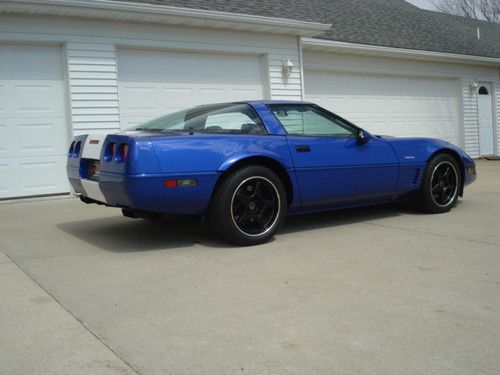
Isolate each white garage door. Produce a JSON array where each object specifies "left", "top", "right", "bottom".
[
  {"left": 0, "top": 45, "right": 69, "bottom": 199},
  {"left": 118, "top": 48, "right": 265, "bottom": 129},
  {"left": 305, "top": 71, "right": 461, "bottom": 146}
]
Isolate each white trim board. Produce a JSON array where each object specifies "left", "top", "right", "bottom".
[
  {"left": 302, "top": 38, "right": 500, "bottom": 67},
  {"left": 0, "top": 0, "right": 331, "bottom": 37}
]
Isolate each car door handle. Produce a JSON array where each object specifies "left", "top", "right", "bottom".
[{"left": 295, "top": 145, "right": 311, "bottom": 152}]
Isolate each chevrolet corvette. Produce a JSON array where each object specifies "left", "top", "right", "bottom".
[{"left": 67, "top": 101, "right": 476, "bottom": 245}]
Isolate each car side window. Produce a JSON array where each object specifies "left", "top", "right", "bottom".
[
  {"left": 132, "top": 103, "right": 267, "bottom": 134},
  {"left": 269, "top": 105, "right": 356, "bottom": 137},
  {"left": 204, "top": 111, "right": 263, "bottom": 134}
]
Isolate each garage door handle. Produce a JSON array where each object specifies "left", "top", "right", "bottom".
[{"left": 295, "top": 145, "right": 311, "bottom": 152}]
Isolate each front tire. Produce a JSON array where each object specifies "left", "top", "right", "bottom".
[
  {"left": 413, "top": 154, "right": 461, "bottom": 213},
  {"left": 209, "top": 166, "right": 287, "bottom": 246}
]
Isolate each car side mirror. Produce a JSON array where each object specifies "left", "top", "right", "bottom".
[{"left": 357, "top": 129, "right": 369, "bottom": 144}]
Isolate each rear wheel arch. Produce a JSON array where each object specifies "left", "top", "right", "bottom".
[{"left": 214, "top": 156, "right": 294, "bottom": 207}]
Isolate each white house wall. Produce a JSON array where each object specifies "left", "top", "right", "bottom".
[
  {"left": 304, "top": 51, "right": 500, "bottom": 157},
  {"left": 496, "top": 77, "right": 500, "bottom": 155},
  {"left": 0, "top": 14, "right": 498, "bottom": 159},
  {"left": 0, "top": 15, "right": 303, "bottom": 137}
]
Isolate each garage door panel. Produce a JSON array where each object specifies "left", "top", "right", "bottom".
[
  {"left": 0, "top": 123, "right": 6, "bottom": 155},
  {"left": 162, "top": 87, "right": 195, "bottom": 109},
  {"left": 0, "top": 85, "right": 5, "bottom": 113},
  {"left": 0, "top": 162, "right": 11, "bottom": 195},
  {"left": 197, "top": 88, "right": 227, "bottom": 104},
  {"left": 16, "top": 122, "right": 58, "bottom": 154},
  {"left": 14, "top": 85, "right": 55, "bottom": 113},
  {"left": 306, "top": 71, "right": 460, "bottom": 146},
  {"left": 18, "top": 159, "right": 63, "bottom": 192},
  {"left": 0, "top": 46, "right": 63, "bottom": 80},
  {"left": 0, "top": 45, "right": 69, "bottom": 199},
  {"left": 118, "top": 49, "right": 265, "bottom": 129}
]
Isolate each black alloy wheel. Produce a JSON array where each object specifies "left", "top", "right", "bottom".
[
  {"left": 231, "top": 176, "right": 280, "bottom": 236},
  {"left": 430, "top": 161, "right": 459, "bottom": 207},
  {"left": 209, "top": 165, "right": 287, "bottom": 245},
  {"left": 412, "top": 153, "right": 462, "bottom": 213}
]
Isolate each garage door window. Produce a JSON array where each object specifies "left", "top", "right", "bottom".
[{"left": 269, "top": 105, "right": 356, "bottom": 138}]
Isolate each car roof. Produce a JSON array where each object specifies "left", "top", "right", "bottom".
[{"left": 244, "top": 100, "right": 313, "bottom": 105}]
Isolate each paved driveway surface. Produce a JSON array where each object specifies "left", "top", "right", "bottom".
[{"left": 0, "top": 160, "right": 499, "bottom": 375}]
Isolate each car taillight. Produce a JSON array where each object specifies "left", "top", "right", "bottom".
[
  {"left": 120, "top": 143, "right": 129, "bottom": 161},
  {"left": 74, "top": 141, "right": 81, "bottom": 157},
  {"left": 105, "top": 142, "right": 115, "bottom": 162},
  {"left": 104, "top": 142, "right": 128, "bottom": 162},
  {"left": 68, "top": 141, "right": 75, "bottom": 157}
]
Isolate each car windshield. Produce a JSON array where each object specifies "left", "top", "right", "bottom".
[{"left": 130, "top": 103, "right": 267, "bottom": 135}]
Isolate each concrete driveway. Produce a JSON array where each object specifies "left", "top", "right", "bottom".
[{"left": 1, "top": 160, "right": 499, "bottom": 375}]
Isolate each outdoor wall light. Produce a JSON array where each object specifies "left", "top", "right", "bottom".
[
  {"left": 470, "top": 78, "right": 479, "bottom": 94},
  {"left": 282, "top": 58, "right": 293, "bottom": 78}
]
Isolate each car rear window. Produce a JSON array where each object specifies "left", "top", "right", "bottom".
[{"left": 131, "top": 103, "right": 267, "bottom": 135}]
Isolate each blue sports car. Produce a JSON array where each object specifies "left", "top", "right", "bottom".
[{"left": 67, "top": 101, "right": 476, "bottom": 245}]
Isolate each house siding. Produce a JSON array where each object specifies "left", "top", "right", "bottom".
[
  {"left": 462, "top": 79, "right": 480, "bottom": 158},
  {"left": 496, "top": 78, "right": 500, "bottom": 155},
  {"left": 0, "top": 15, "right": 303, "bottom": 136},
  {"left": 67, "top": 42, "right": 120, "bottom": 135},
  {"left": 0, "top": 14, "right": 498, "bottom": 158}
]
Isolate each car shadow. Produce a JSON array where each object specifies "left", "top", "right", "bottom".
[
  {"left": 57, "top": 217, "right": 229, "bottom": 252},
  {"left": 58, "top": 202, "right": 419, "bottom": 252},
  {"left": 281, "top": 202, "right": 408, "bottom": 235}
]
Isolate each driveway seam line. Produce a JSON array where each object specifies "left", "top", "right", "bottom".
[
  {"left": 365, "top": 221, "right": 500, "bottom": 247},
  {"left": 0, "top": 247, "right": 142, "bottom": 375}
]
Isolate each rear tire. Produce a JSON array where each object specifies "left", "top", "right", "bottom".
[
  {"left": 412, "top": 154, "right": 461, "bottom": 213},
  {"left": 209, "top": 166, "right": 287, "bottom": 246}
]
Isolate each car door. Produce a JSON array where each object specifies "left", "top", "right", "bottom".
[{"left": 267, "top": 104, "right": 399, "bottom": 208}]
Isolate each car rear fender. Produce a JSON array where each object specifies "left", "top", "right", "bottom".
[
  {"left": 216, "top": 153, "right": 300, "bottom": 209},
  {"left": 217, "top": 152, "right": 292, "bottom": 172}
]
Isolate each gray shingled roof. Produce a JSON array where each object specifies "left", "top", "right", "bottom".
[{"left": 111, "top": 0, "right": 500, "bottom": 58}]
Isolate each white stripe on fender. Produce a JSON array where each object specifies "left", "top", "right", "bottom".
[
  {"left": 81, "top": 134, "right": 107, "bottom": 160},
  {"left": 81, "top": 179, "right": 108, "bottom": 204}
]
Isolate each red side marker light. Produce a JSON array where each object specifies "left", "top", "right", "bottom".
[{"left": 164, "top": 180, "right": 177, "bottom": 188}]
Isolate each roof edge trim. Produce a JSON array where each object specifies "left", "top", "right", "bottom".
[
  {"left": 302, "top": 37, "right": 500, "bottom": 66},
  {"left": 0, "top": 0, "right": 331, "bottom": 37}
]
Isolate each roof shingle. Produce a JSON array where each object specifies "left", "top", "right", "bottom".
[{"left": 111, "top": 0, "right": 500, "bottom": 58}]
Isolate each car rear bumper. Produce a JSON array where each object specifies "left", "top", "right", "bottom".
[{"left": 68, "top": 171, "right": 220, "bottom": 215}]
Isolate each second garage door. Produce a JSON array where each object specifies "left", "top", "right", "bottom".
[
  {"left": 118, "top": 48, "right": 265, "bottom": 129},
  {"left": 305, "top": 70, "right": 461, "bottom": 146}
]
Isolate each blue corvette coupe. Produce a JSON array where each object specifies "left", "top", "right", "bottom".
[{"left": 67, "top": 101, "right": 476, "bottom": 245}]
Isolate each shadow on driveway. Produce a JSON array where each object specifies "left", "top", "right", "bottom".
[{"left": 58, "top": 202, "right": 420, "bottom": 252}]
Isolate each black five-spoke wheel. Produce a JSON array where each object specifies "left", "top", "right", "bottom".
[
  {"left": 231, "top": 177, "right": 280, "bottom": 236},
  {"left": 209, "top": 166, "right": 287, "bottom": 245},
  {"left": 413, "top": 153, "right": 462, "bottom": 213},
  {"left": 430, "top": 161, "right": 458, "bottom": 207}
]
